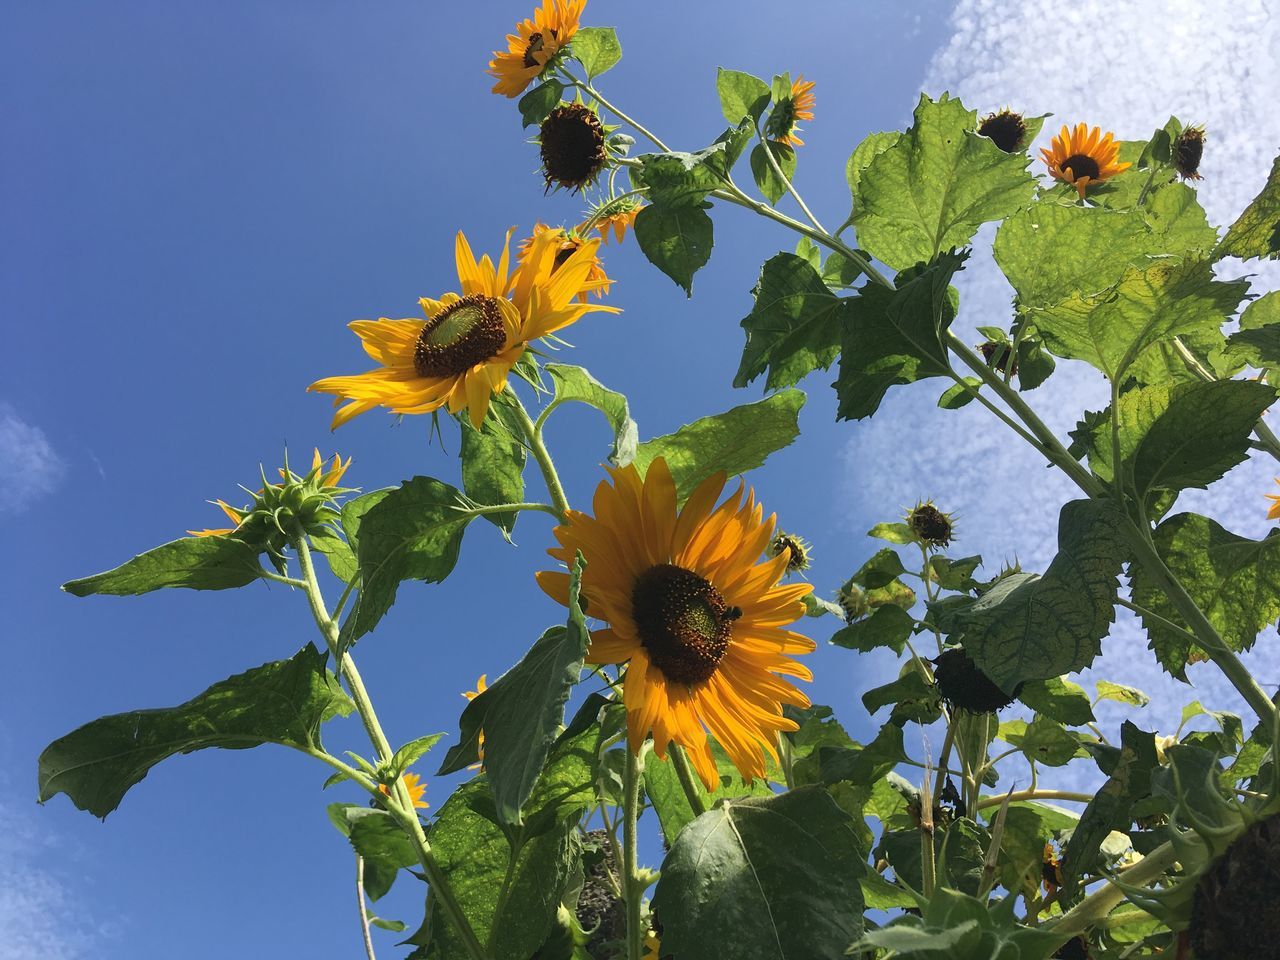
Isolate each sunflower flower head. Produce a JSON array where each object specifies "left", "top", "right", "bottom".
[
  {"left": 488, "top": 0, "right": 585, "bottom": 98},
  {"left": 586, "top": 195, "right": 644, "bottom": 245},
  {"left": 764, "top": 75, "right": 815, "bottom": 148},
  {"left": 518, "top": 223, "right": 611, "bottom": 300},
  {"left": 1175, "top": 125, "right": 1206, "bottom": 181},
  {"left": 309, "top": 228, "right": 618, "bottom": 430},
  {"left": 907, "top": 500, "right": 955, "bottom": 548},
  {"left": 1040, "top": 123, "right": 1132, "bottom": 199},
  {"left": 978, "top": 108, "right": 1028, "bottom": 153},
  {"left": 540, "top": 102, "right": 610, "bottom": 193},
  {"left": 932, "top": 647, "right": 1019, "bottom": 714},
  {"left": 379, "top": 772, "right": 429, "bottom": 810},
  {"left": 536, "top": 458, "right": 815, "bottom": 789},
  {"left": 769, "top": 530, "right": 813, "bottom": 574}
]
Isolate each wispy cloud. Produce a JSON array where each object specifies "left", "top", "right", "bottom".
[
  {"left": 0, "top": 404, "right": 66, "bottom": 514},
  {"left": 844, "top": 0, "right": 1280, "bottom": 743}
]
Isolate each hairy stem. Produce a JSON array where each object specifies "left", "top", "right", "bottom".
[
  {"left": 623, "top": 743, "right": 649, "bottom": 960},
  {"left": 356, "top": 856, "right": 378, "bottom": 960},
  {"left": 974, "top": 789, "right": 1096, "bottom": 811},
  {"left": 670, "top": 744, "right": 710, "bottom": 817},
  {"left": 753, "top": 126, "right": 828, "bottom": 234},
  {"left": 1044, "top": 841, "right": 1178, "bottom": 940},
  {"left": 507, "top": 388, "right": 571, "bottom": 519}
]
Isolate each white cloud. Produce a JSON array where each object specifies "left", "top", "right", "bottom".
[
  {"left": 0, "top": 404, "right": 66, "bottom": 513},
  {"left": 843, "top": 0, "right": 1280, "bottom": 740}
]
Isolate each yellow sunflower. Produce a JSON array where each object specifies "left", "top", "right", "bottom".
[
  {"left": 536, "top": 458, "right": 815, "bottom": 789},
  {"left": 588, "top": 199, "right": 643, "bottom": 245},
  {"left": 766, "top": 75, "right": 816, "bottom": 148},
  {"left": 519, "top": 223, "right": 611, "bottom": 301},
  {"left": 1040, "top": 123, "right": 1132, "bottom": 199},
  {"left": 489, "top": 0, "right": 586, "bottom": 98},
  {"left": 463, "top": 674, "right": 488, "bottom": 770},
  {"left": 308, "top": 228, "right": 617, "bottom": 430},
  {"left": 1266, "top": 478, "right": 1280, "bottom": 520},
  {"left": 380, "top": 772, "right": 428, "bottom": 810},
  {"left": 189, "top": 449, "right": 351, "bottom": 537}
]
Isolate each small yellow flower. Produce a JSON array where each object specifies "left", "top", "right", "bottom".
[
  {"left": 1267, "top": 478, "right": 1280, "bottom": 520},
  {"left": 379, "top": 772, "right": 428, "bottom": 810},
  {"left": 463, "top": 674, "right": 488, "bottom": 769},
  {"left": 1040, "top": 123, "right": 1132, "bottom": 199},
  {"left": 488, "top": 0, "right": 586, "bottom": 99},
  {"left": 643, "top": 930, "right": 662, "bottom": 959},
  {"left": 765, "top": 75, "right": 816, "bottom": 148},
  {"left": 188, "top": 499, "right": 247, "bottom": 538}
]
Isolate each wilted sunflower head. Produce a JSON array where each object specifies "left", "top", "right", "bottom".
[
  {"left": 1040, "top": 123, "right": 1132, "bottom": 199},
  {"left": 488, "top": 0, "right": 586, "bottom": 98},
  {"left": 1175, "top": 125, "right": 1206, "bottom": 181},
  {"left": 1189, "top": 813, "right": 1280, "bottom": 960},
  {"left": 769, "top": 530, "right": 813, "bottom": 573},
  {"left": 836, "top": 579, "right": 868, "bottom": 622},
  {"left": 540, "top": 103, "right": 609, "bottom": 193},
  {"left": 518, "top": 223, "right": 611, "bottom": 300},
  {"left": 979, "top": 340, "right": 1018, "bottom": 375},
  {"left": 931, "top": 647, "right": 1019, "bottom": 713},
  {"left": 536, "top": 458, "right": 815, "bottom": 789},
  {"left": 764, "top": 75, "right": 816, "bottom": 147},
  {"left": 907, "top": 500, "right": 955, "bottom": 547},
  {"left": 978, "top": 109, "right": 1027, "bottom": 153},
  {"left": 587, "top": 195, "right": 644, "bottom": 245}
]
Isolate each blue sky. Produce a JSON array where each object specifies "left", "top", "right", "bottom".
[{"left": 5, "top": 1, "right": 1280, "bottom": 957}]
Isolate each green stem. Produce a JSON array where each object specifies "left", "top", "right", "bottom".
[
  {"left": 260, "top": 568, "right": 307, "bottom": 588},
  {"left": 1173, "top": 336, "right": 1280, "bottom": 464},
  {"left": 293, "top": 532, "right": 491, "bottom": 960},
  {"left": 753, "top": 126, "right": 828, "bottom": 234},
  {"left": 561, "top": 69, "right": 671, "bottom": 152},
  {"left": 623, "top": 743, "right": 649, "bottom": 960},
  {"left": 458, "top": 501, "right": 561, "bottom": 520},
  {"left": 670, "top": 744, "right": 710, "bottom": 817},
  {"left": 974, "top": 789, "right": 1095, "bottom": 811},
  {"left": 507, "top": 388, "right": 571, "bottom": 519},
  {"left": 1114, "top": 596, "right": 1200, "bottom": 647},
  {"left": 1043, "top": 841, "right": 1177, "bottom": 940},
  {"left": 356, "top": 855, "right": 378, "bottom": 960}
]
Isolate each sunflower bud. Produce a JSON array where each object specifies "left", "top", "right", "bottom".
[
  {"left": 540, "top": 103, "right": 608, "bottom": 193},
  {"left": 907, "top": 501, "right": 955, "bottom": 548},
  {"left": 931, "top": 647, "right": 1019, "bottom": 713},
  {"left": 979, "top": 340, "right": 1018, "bottom": 375},
  {"left": 1189, "top": 813, "right": 1280, "bottom": 960},
  {"left": 1174, "top": 125, "right": 1206, "bottom": 181},
  {"left": 977, "top": 109, "right": 1028, "bottom": 153},
  {"left": 836, "top": 580, "right": 868, "bottom": 622},
  {"left": 769, "top": 531, "right": 813, "bottom": 573}
]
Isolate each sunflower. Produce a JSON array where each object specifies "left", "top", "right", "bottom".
[
  {"left": 1175, "top": 125, "right": 1206, "bottom": 181},
  {"left": 463, "top": 674, "right": 488, "bottom": 769},
  {"left": 1267, "top": 478, "right": 1280, "bottom": 520},
  {"left": 1040, "top": 123, "right": 1132, "bottom": 199},
  {"left": 489, "top": 0, "right": 586, "bottom": 99},
  {"left": 187, "top": 449, "right": 350, "bottom": 537},
  {"left": 540, "top": 103, "right": 609, "bottom": 193},
  {"left": 977, "top": 108, "right": 1027, "bottom": 153},
  {"left": 188, "top": 500, "right": 247, "bottom": 538},
  {"left": 380, "top": 772, "right": 428, "bottom": 810},
  {"left": 765, "top": 75, "right": 816, "bottom": 148},
  {"left": 536, "top": 458, "right": 815, "bottom": 789},
  {"left": 588, "top": 198, "right": 643, "bottom": 245},
  {"left": 519, "top": 223, "right": 611, "bottom": 300},
  {"left": 308, "top": 229, "right": 617, "bottom": 430},
  {"left": 642, "top": 930, "right": 662, "bottom": 960}
]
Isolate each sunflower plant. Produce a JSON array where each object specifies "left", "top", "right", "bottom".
[{"left": 38, "top": 3, "right": 1280, "bottom": 960}]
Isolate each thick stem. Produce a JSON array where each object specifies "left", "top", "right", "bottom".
[
  {"left": 670, "top": 744, "right": 710, "bottom": 817},
  {"left": 974, "top": 789, "right": 1095, "bottom": 811},
  {"left": 1044, "top": 841, "right": 1177, "bottom": 940},
  {"left": 562, "top": 69, "right": 671, "bottom": 152},
  {"left": 507, "top": 388, "right": 571, "bottom": 520},
  {"left": 356, "top": 856, "right": 378, "bottom": 960},
  {"left": 623, "top": 743, "right": 648, "bottom": 960},
  {"left": 753, "top": 127, "right": 828, "bottom": 234}
]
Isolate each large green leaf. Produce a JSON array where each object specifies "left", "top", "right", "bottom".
[
  {"left": 851, "top": 94, "right": 1035, "bottom": 271},
  {"left": 459, "top": 403, "right": 526, "bottom": 538},
  {"left": 339, "top": 476, "right": 473, "bottom": 648},
  {"left": 1226, "top": 291, "right": 1280, "bottom": 367},
  {"left": 830, "top": 603, "right": 915, "bottom": 655},
  {"left": 633, "top": 202, "right": 714, "bottom": 296},
  {"left": 63, "top": 535, "right": 264, "bottom": 597},
  {"left": 716, "top": 67, "right": 770, "bottom": 124},
  {"left": 644, "top": 743, "right": 778, "bottom": 845},
  {"left": 544, "top": 363, "right": 638, "bottom": 465},
  {"left": 653, "top": 787, "right": 865, "bottom": 960},
  {"left": 518, "top": 81, "right": 562, "bottom": 128},
  {"left": 436, "top": 558, "right": 589, "bottom": 826},
  {"left": 1145, "top": 181, "right": 1219, "bottom": 256},
  {"left": 835, "top": 249, "right": 967, "bottom": 421},
  {"left": 1130, "top": 512, "right": 1280, "bottom": 679},
  {"left": 1017, "top": 677, "right": 1095, "bottom": 726},
  {"left": 327, "top": 804, "right": 419, "bottom": 901},
  {"left": 1028, "top": 258, "right": 1246, "bottom": 381},
  {"left": 750, "top": 141, "right": 797, "bottom": 205},
  {"left": 1217, "top": 152, "right": 1280, "bottom": 261},
  {"left": 569, "top": 26, "right": 620, "bottom": 79},
  {"left": 949, "top": 500, "right": 1128, "bottom": 693},
  {"left": 39, "top": 645, "right": 352, "bottom": 818},
  {"left": 633, "top": 122, "right": 752, "bottom": 209},
  {"left": 734, "top": 252, "right": 850, "bottom": 390},
  {"left": 631, "top": 389, "right": 804, "bottom": 501},
  {"left": 845, "top": 130, "right": 900, "bottom": 207}
]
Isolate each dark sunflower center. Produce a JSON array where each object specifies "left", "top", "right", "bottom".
[
  {"left": 977, "top": 111, "right": 1026, "bottom": 153},
  {"left": 413, "top": 294, "right": 507, "bottom": 378},
  {"left": 1060, "top": 153, "right": 1101, "bottom": 181},
  {"left": 632, "top": 564, "right": 735, "bottom": 686},
  {"left": 909, "top": 504, "right": 952, "bottom": 545},
  {"left": 540, "top": 104, "right": 608, "bottom": 193},
  {"left": 523, "top": 32, "right": 546, "bottom": 68}
]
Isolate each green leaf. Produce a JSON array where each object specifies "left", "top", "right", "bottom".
[
  {"left": 653, "top": 787, "right": 864, "bottom": 960},
  {"left": 544, "top": 363, "right": 638, "bottom": 465},
  {"left": 459, "top": 404, "right": 526, "bottom": 537},
  {"left": 389, "top": 733, "right": 445, "bottom": 780},
  {"left": 851, "top": 94, "right": 1036, "bottom": 271},
  {"left": 716, "top": 67, "right": 770, "bottom": 124},
  {"left": 1016, "top": 336, "right": 1056, "bottom": 391},
  {"left": 436, "top": 558, "right": 589, "bottom": 826},
  {"left": 733, "top": 253, "right": 850, "bottom": 391},
  {"left": 836, "top": 250, "right": 967, "bottom": 421},
  {"left": 851, "top": 548, "right": 907, "bottom": 588},
  {"left": 339, "top": 477, "right": 473, "bottom": 648},
  {"left": 1218, "top": 152, "right": 1280, "bottom": 261},
  {"left": 633, "top": 125, "right": 751, "bottom": 208},
  {"left": 830, "top": 604, "right": 915, "bottom": 655},
  {"left": 999, "top": 716, "right": 1086, "bottom": 767},
  {"left": 633, "top": 202, "right": 713, "bottom": 296},
  {"left": 750, "top": 141, "right": 796, "bottom": 205},
  {"left": 39, "top": 645, "right": 353, "bottom": 818},
  {"left": 310, "top": 526, "right": 357, "bottom": 583},
  {"left": 328, "top": 805, "right": 418, "bottom": 900},
  {"left": 518, "top": 81, "right": 563, "bottom": 128},
  {"left": 1029, "top": 259, "right": 1246, "bottom": 381},
  {"left": 861, "top": 672, "right": 942, "bottom": 725},
  {"left": 1130, "top": 512, "right": 1280, "bottom": 679},
  {"left": 644, "top": 742, "right": 778, "bottom": 845},
  {"left": 1145, "top": 181, "right": 1218, "bottom": 257},
  {"left": 570, "top": 27, "right": 621, "bottom": 79},
  {"left": 1226, "top": 291, "right": 1280, "bottom": 366},
  {"left": 1096, "top": 680, "right": 1150, "bottom": 708},
  {"left": 949, "top": 499, "right": 1128, "bottom": 694},
  {"left": 868, "top": 521, "right": 915, "bottom": 544},
  {"left": 63, "top": 535, "right": 264, "bottom": 597},
  {"left": 938, "top": 377, "right": 981, "bottom": 409},
  {"left": 1017, "top": 677, "right": 1096, "bottom": 726},
  {"left": 631, "top": 389, "right": 804, "bottom": 501},
  {"left": 845, "top": 130, "right": 900, "bottom": 207},
  {"left": 819, "top": 723, "right": 910, "bottom": 785}
]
